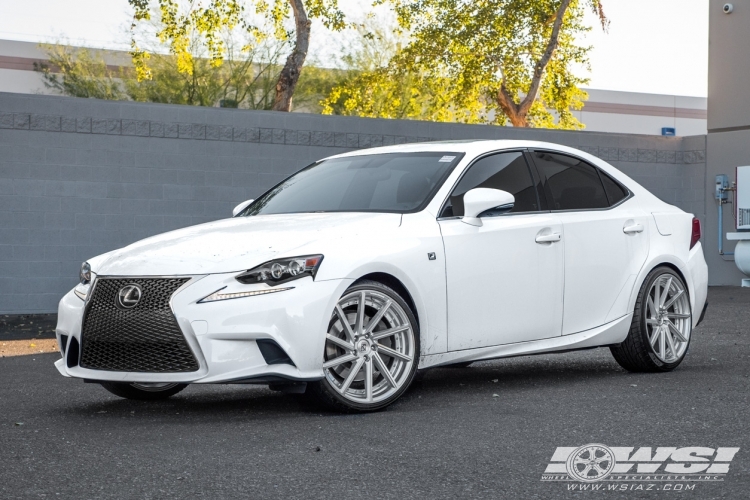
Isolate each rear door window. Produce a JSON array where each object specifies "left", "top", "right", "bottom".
[
  {"left": 531, "top": 152, "right": 609, "bottom": 211},
  {"left": 600, "top": 171, "right": 629, "bottom": 206}
]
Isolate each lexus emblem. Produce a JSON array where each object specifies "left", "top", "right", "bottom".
[{"left": 117, "top": 284, "right": 142, "bottom": 309}]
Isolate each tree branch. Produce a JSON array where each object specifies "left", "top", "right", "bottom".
[
  {"left": 272, "top": 0, "right": 311, "bottom": 111},
  {"left": 517, "top": 0, "right": 572, "bottom": 118}
]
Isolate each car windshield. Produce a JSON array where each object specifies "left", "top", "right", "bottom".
[{"left": 241, "top": 152, "right": 464, "bottom": 215}]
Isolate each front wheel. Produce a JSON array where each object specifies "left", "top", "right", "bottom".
[
  {"left": 100, "top": 382, "right": 188, "bottom": 400},
  {"left": 308, "top": 280, "right": 420, "bottom": 412},
  {"left": 610, "top": 267, "right": 692, "bottom": 372}
]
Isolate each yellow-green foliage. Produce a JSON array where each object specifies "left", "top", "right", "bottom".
[{"left": 326, "top": 0, "right": 607, "bottom": 129}]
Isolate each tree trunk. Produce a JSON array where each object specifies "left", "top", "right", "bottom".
[
  {"left": 272, "top": 0, "right": 311, "bottom": 112},
  {"left": 495, "top": 0, "right": 572, "bottom": 127}
]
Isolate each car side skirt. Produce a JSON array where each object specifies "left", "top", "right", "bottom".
[{"left": 419, "top": 313, "right": 632, "bottom": 369}]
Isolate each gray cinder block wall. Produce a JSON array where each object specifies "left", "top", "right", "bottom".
[{"left": 0, "top": 92, "right": 707, "bottom": 313}]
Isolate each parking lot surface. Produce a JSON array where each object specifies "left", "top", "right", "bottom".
[{"left": 2, "top": 287, "right": 749, "bottom": 499}]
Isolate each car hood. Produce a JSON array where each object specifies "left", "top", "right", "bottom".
[{"left": 92, "top": 212, "right": 402, "bottom": 276}]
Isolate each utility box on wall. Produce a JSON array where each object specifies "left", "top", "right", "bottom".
[{"left": 736, "top": 166, "right": 750, "bottom": 229}]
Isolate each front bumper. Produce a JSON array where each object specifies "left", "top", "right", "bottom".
[{"left": 55, "top": 273, "right": 351, "bottom": 384}]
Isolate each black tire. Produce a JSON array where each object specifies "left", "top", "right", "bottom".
[
  {"left": 308, "top": 279, "right": 420, "bottom": 413},
  {"left": 100, "top": 382, "right": 188, "bottom": 400},
  {"left": 610, "top": 266, "right": 692, "bottom": 372}
]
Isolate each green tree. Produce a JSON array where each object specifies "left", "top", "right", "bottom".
[
  {"left": 34, "top": 40, "right": 289, "bottom": 110},
  {"left": 322, "top": 17, "right": 482, "bottom": 122},
  {"left": 332, "top": 0, "right": 607, "bottom": 129},
  {"left": 128, "top": 0, "right": 346, "bottom": 112},
  {"left": 34, "top": 44, "right": 128, "bottom": 100},
  {"left": 125, "top": 22, "right": 289, "bottom": 109}
]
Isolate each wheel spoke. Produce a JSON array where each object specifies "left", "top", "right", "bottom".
[
  {"left": 665, "top": 328, "right": 678, "bottom": 360},
  {"left": 592, "top": 463, "right": 606, "bottom": 474},
  {"left": 355, "top": 291, "right": 366, "bottom": 335},
  {"left": 373, "top": 352, "right": 397, "bottom": 388},
  {"left": 337, "top": 357, "right": 364, "bottom": 395},
  {"left": 667, "top": 312, "right": 690, "bottom": 319},
  {"left": 649, "top": 326, "right": 661, "bottom": 347},
  {"left": 653, "top": 279, "right": 661, "bottom": 311},
  {"left": 667, "top": 320, "right": 688, "bottom": 343},
  {"left": 335, "top": 304, "right": 356, "bottom": 342},
  {"left": 365, "top": 299, "right": 391, "bottom": 335},
  {"left": 365, "top": 357, "right": 373, "bottom": 402},
  {"left": 659, "top": 326, "right": 666, "bottom": 359},
  {"left": 663, "top": 289, "right": 684, "bottom": 310},
  {"left": 326, "top": 333, "right": 353, "bottom": 351},
  {"left": 371, "top": 324, "right": 410, "bottom": 341},
  {"left": 376, "top": 344, "right": 411, "bottom": 362},
  {"left": 323, "top": 353, "right": 357, "bottom": 369},
  {"left": 647, "top": 296, "right": 657, "bottom": 319},
  {"left": 660, "top": 277, "right": 673, "bottom": 307},
  {"left": 646, "top": 318, "right": 659, "bottom": 326}
]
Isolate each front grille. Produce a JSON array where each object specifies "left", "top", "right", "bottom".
[{"left": 80, "top": 277, "right": 199, "bottom": 373}]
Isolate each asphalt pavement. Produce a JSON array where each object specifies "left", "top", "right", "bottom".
[{"left": 2, "top": 287, "right": 750, "bottom": 499}]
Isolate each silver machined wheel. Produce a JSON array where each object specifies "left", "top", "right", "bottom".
[
  {"left": 323, "top": 289, "right": 416, "bottom": 405},
  {"left": 645, "top": 273, "right": 691, "bottom": 363}
]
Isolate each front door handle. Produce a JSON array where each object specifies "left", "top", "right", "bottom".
[
  {"left": 623, "top": 223, "right": 644, "bottom": 234},
  {"left": 535, "top": 232, "right": 561, "bottom": 243}
]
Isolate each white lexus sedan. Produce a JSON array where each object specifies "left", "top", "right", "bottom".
[{"left": 55, "top": 140, "right": 709, "bottom": 412}]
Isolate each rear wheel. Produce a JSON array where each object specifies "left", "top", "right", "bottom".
[
  {"left": 100, "top": 382, "right": 188, "bottom": 400},
  {"left": 610, "top": 267, "right": 692, "bottom": 372},
  {"left": 308, "top": 280, "right": 419, "bottom": 412}
]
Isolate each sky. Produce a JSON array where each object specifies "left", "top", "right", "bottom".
[{"left": 0, "top": 0, "right": 709, "bottom": 97}]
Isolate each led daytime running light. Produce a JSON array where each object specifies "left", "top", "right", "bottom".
[{"left": 199, "top": 287, "right": 294, "bottom": 303}]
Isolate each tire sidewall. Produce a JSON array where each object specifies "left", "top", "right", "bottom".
[{"left": 317, "top": 280, "right": 420, "bottom": 412}]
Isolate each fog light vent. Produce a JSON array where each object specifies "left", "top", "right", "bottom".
[
  {"left": 67, "top": 337, "right": 80, "bottom": 368},
  {"left": 256, "top": 339, "right": 295, "bottom": 366}
]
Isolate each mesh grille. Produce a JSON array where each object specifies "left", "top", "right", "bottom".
[{"left": 80, "top": 278, "right": 199, "bottom": 373}]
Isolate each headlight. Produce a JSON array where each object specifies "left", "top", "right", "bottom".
[
  {"left": 80, "top": 261, "right": 91, "bottom": 284},
  {"left": 235, "top": 255, "right": 323, "bottom": 286}
]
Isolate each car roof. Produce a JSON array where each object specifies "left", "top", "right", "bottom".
[
  {"left": 325, "top": 139, "right": 582, "bottom": 159},
  {"left": 322, "top": 139, "right": 667, "bottom": 209}
]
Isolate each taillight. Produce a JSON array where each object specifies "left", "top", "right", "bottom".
[{"left": 690, "top": 217, "right": 701, "bottom": 249}]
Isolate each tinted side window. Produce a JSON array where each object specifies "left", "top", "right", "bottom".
[
  {"left": 600, "top": 171, "right": 629, "bottom": 206},
  {"left": 533, "top": 152, "right": 608, "bottom": 210},
  {"left": 441, "top": 152, "right": 539, "bottom": 217}
]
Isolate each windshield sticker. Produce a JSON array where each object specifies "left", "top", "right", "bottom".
[{"left": 439, "top": 155, "right": 457, "bottom": 162}]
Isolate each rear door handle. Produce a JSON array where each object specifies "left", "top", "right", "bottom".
[
  {"left": 623, "top": 223, "right": 644, "bottom": 234},
  {"left": 535, "top": 232, "right": 561, "bottom": 243}
]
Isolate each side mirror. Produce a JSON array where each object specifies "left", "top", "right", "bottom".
[
  {"left": 232, "top": 199, "right": 254, "bottom": 217},
  {"left": 462, "top": 188, "right": 514, "bottom": 227}
]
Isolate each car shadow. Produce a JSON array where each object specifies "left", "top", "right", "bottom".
[{"left": 53, "top": 350, "right": 718, "bottom": 420}]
